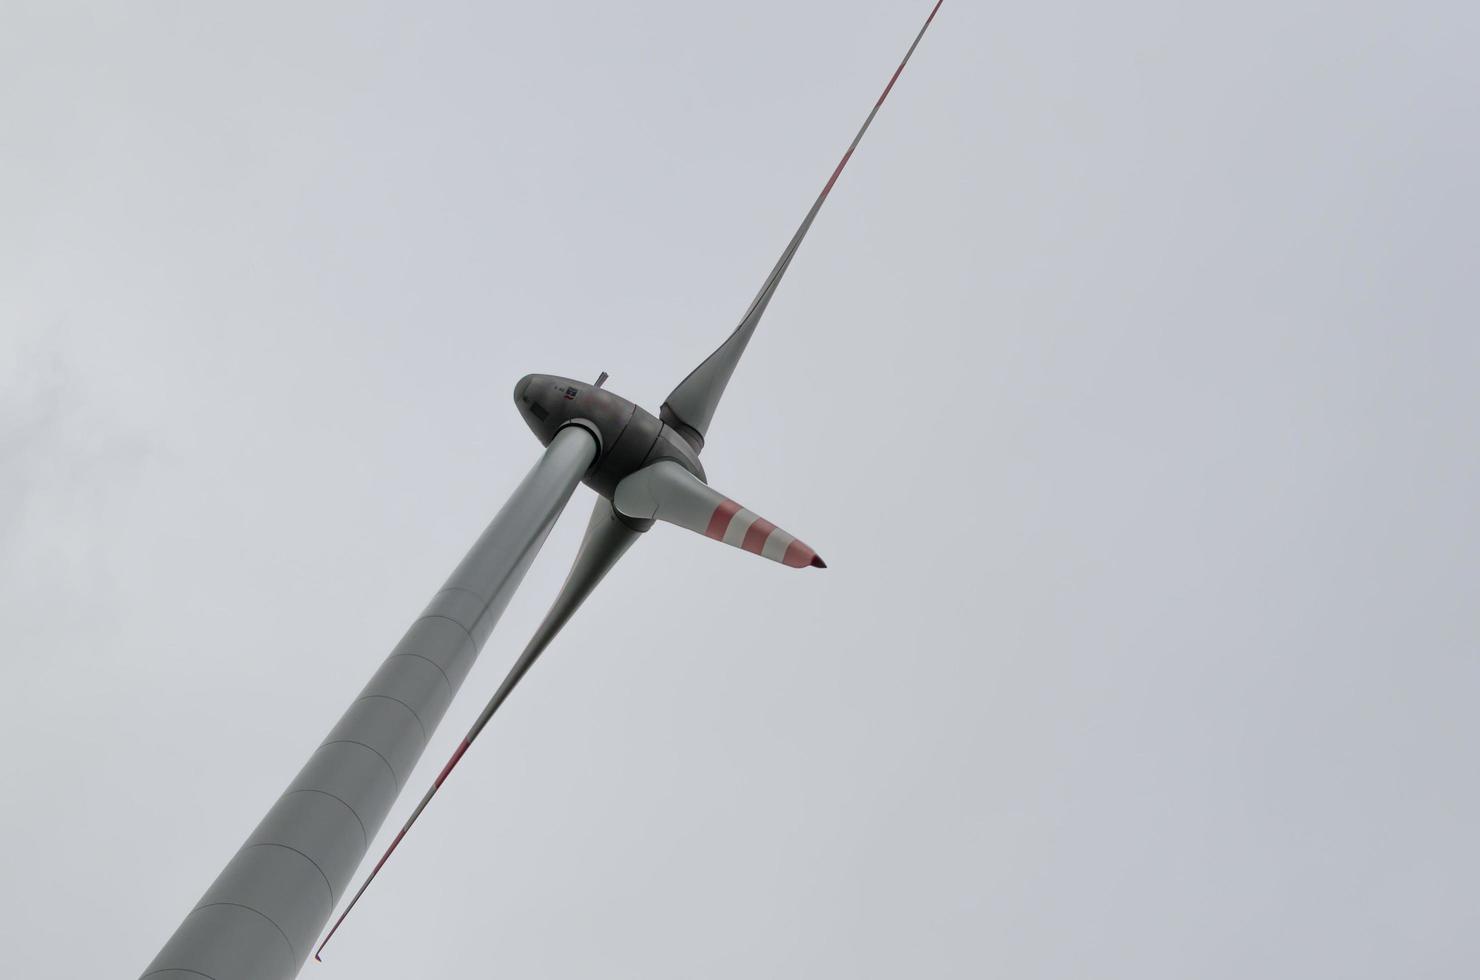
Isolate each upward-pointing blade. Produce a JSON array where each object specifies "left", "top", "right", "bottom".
[
  {"left": 314, "top": 498, "right": 641, "bottom": 960},
  {"left": 659, "top": 0, "right": 945, "bottom": 451}
]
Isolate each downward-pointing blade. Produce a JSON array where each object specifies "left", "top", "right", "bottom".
[{"left": 315, "top": 498, "right": 642, "bottom": 960}]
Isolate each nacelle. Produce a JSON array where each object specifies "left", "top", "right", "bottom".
[{"left": 514, "top": 373, "right": 704, "bottom": 502}]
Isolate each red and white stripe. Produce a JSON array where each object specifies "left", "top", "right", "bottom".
[
  {"left": 705, "top": 499, "right": 824, "bottom": 568},
  {"left": 614, "top": 460, "right": 825, "bottom": 569}
]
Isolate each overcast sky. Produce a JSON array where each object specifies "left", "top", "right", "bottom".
[{"left": 4, "top": 1, "right": 1479, "bottom": 977}]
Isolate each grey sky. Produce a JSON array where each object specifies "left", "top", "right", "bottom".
[{"left": 3, "top": 1, "right": 1478, "bottom": 977}]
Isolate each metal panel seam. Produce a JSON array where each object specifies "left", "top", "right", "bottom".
[
  {"left": 318, "top": 739, "right": 401, "bottom": 790},
  {"left": 241, "top": 840, "right": 336, "bottom": 904},
  {"left": 351, "top": 694, "right": 428, "bottom": 741},
  {"left": 432, "top": 584, "right": 488, "bottom": 605},
  {"left": 280, "top": 789, "right": 367, "bottom": 846},
  {"left": 386, "top": 652, "right": 454, "bottom": 697},
  {"left": 141, "top": 971, "right": 217, "bottom": 979},
  {"left": 190, "top": 902, "right": 296, "bottom": 962},
  {"left": 467, "top": 553, "right": 539, "bottom": 641},
  {"left": 413, "top": 614, "right": 478, "bottom": 661}
]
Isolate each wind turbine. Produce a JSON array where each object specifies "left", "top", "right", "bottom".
[{"left": 140, "top": 4, "right": 942, "bottom": 977}]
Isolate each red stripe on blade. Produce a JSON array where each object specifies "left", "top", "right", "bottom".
[
  {"left": 315, "top": 735, "right": 475, "bottom": 961},
  {"left": 820, "top": 148, "right": 854, "bottom": 199},
  {"left": 877, "top": 0, "right": 944, "bottom": 108},
  {"left": 782, "top": 539, "right": 817, "bottom": 568},
  {"left": 706, "top": 500, "right": 741, "bottom": 540},
  {"left": 434, "top": 738, "right": 471, "bottom": 788},
  {"left": 742, "top": 518, "right": 777, "bottom": 555}
]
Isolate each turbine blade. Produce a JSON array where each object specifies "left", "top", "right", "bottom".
[
  {"left": 660, "top": 0, "right": 945, "bottom": 450},
  {"left": 614, "top": 461, "right": 825, "bottom": 569},
  {"left": 315, "top": 498, "right": 642, "bottom": 960}
]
